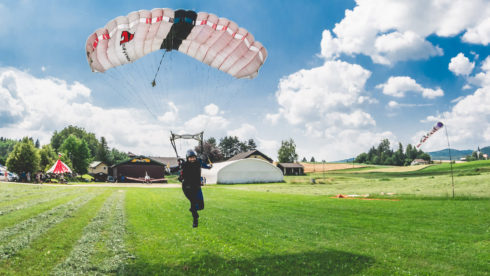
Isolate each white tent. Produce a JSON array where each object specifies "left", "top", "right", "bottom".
[{"left": 202, "top": 158, "right": 284, "bottom": 184}]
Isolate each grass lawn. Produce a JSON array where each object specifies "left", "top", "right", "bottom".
[{"left": 0, "top": 162, "right": 488, "bottom": 275}]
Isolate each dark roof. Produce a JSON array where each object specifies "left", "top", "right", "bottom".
[
  {"left": 227, "top": 150, "right": 273, "bottom": 163},
  {"left": 113, "top": 156, "right": 166, "bottom": 167},
  {"left": 151, "top": 157, "right": 179, "bottom": 167},
  {"left": 277, "top": 163, "right": 304, "bottom": 168}
]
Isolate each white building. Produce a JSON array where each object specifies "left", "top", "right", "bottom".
[{"left": 202, "top": 158, "right": 284, "bottom": 184}]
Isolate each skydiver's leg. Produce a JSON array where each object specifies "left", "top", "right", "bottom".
[
  {"left": 183, "top": 187, "right": 199, "bottom": 225},
  {"left": 196, "top": 188, "right": 204, "bottom": 211}
]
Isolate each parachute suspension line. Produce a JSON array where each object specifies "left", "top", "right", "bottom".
[
  {"left": 152, "top": 50, "right": 168, "bottom": 87},
  {"left": 111, "top": 65, "right": 161, "bottom": 121}
]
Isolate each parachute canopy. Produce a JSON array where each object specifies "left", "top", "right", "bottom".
[
  {"left": 86, "top": 9, "right": 267, "bottom": 79},
  {"left": 416, "top": 122, "right": 444, "bottom": 148}
]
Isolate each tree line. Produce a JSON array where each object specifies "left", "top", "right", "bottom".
[
  {"left": 354, "top": 139, "right": 431, "bottom": 166},
  {"left": 1, "top": 126, "right": 128, "bottom": 176}
]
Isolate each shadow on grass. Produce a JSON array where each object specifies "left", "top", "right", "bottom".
[{"left": 122, "top": 249, "right": 374, "bottom": 275}]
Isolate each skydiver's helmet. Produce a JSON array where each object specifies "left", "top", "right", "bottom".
[{"left": 186, "top": 149, "right": 197, "bottom": 160}]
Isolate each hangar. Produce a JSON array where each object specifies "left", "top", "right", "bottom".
[
  {"left": 202, "top": 158, "right": 283, "bottom": 184},
  {"left": 112, "top": 156, "right": 166, "bottom": 183}
]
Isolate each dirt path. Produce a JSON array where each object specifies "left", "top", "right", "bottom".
[
  {"left": 301, "top": 163, "right": 365, "bottom": 173},
  {"left": 0, "top": 181, "right": 181, "bottom": 188}
]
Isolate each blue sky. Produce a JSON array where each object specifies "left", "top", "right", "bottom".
[{"left": 0, "top": 0, "right": 489, "bottom": 161}]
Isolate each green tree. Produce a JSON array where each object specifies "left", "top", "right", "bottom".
[
  {"left": 247, "top": 139, "right": 257, "bottom": 151},
  {"left": 109, "top": 148, "right": 129, "bottom": 165},
  {"left": 0, "top": 138, "right": 17, "bottom": 165},
  {"left": 60, "top": 135, "right": 91, "bottom": 174},
  {"left": 35, "top": 139, "right": 40, "bottom": 149},
  {"left": 278, "top": 138, "right": 298, "bottom": 163},
  {"left": 301, "top": 157, "right": 307, "bottom": 162},
  {"left": 310, "top": 156, "right": 316, "bottom": 162},
  {"left": 6, "top": 137, "right": 40, "bottom": 177},
  {"left": 39, "top": 144, "right": 58, "bottom": 172},
  {"left": 50, "top": 125, "right": 99, "bottom": 157},
  {"left": 355, "top": 152, "right": 368, "bottom": 164},
  {"left": 195, "top": 137, "right": 224, "bottom": 162},
  {"left": 219, "top": 136, "right": 241, "bottom": 159},
  {"left": 95, "top": 136, "right": 110, "bottom": 164}
]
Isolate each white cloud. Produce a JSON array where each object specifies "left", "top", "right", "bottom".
[
  {"left": 204, "top": 103, "right": 219, "bottom": 116},
  {"left": 419, "top": 87, "right": 490, "bottom": 150},
  {"left": 274, "top": 59, "right": 372, "bottom": 132},
  {"left": 320, "top": 0, "right": 490, "bottom": 65},
  {"left": 183, "top": 104, "right": 229, "bottom": 134},
  {"left": 157, "top": 102, "right": 178, "bottom": 124},
  {"left": 469, "top": 56, "right": 490, "bottom": 88},
  {"left": 265, "top": 113, "right": 280, "bottom": 125},
  {"left": 227, "top": 123, "right": 257, "bottom": 140},
  {"left": 448, "top": 53, "right": 475, "bottom": 76},
  {"left": 388, "top": 100, "right": 399, "bottom": 108},
  {"left": 41, "top": 66, "right": 46, "bottom": 72},
  {"left": 0, "top": 67, "right": 181, "bottom": 156},
  {"left": 376, "top": 76, "right": 444, "bottom": 99},
  {"left": 462, "top": 17, "right": 490, "bottom": 45}
]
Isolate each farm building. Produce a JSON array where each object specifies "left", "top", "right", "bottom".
[
  {"left": 201, "top": 158, "right": 283, "bottom": 184},
  {"left": 411, "top": 159, "right": 429, "bottom": 165},
  {"left": 227, "top": 149, "right": 273, "bottom": 163},
  {"left": 276, "top": 163, "right": 305, "bottom": 175},
  {"left": 112, "top": 156, "right": 166, "bottom": 182}
]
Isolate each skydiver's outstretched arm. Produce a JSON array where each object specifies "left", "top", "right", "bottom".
[{"left": 198, "top": 158, "right": 212, "bottom": 169}]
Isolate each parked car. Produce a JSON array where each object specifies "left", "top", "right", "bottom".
[{"left": 8, "top": 172, "right": 19, "bottom": 182}]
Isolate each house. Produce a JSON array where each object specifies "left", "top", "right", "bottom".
[
  {"left": 88, "top": 161, "right": 108, "bottom": 175},
  {"left": 227, "top": 149, "right": 273, "bottom": 163},
  {"left": 201, "top": 158, "right": 284, "bottom": 184},
  {"left": 411, "top": 159, "right": 429, "bottom": 165},
  {"left": 112, "top": 156, "right": 166, "bottom": 183},
  {"left": 276, "top": 163, "right": 305, "bottom": 175}
]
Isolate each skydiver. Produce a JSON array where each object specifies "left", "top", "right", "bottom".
[{"left": 178, "top": 149, "right": 212, "bottom": 228}]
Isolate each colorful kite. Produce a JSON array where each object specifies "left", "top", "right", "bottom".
[{"left": 416, "top": 122, "right": 444, "bottom": 148}]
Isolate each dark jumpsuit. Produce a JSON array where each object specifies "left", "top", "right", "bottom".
[{"left": 180, "top": 159, "right": 210, "bottom": 219}]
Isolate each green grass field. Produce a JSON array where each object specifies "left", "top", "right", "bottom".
[{"left": 0, "top": 161, "right": 489, "bottom": 275}]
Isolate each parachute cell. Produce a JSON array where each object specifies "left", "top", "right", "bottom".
[{"left": 86, "top": 8, "right": 267, "bottom": 79}]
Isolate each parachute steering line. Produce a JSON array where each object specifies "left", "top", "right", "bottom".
[{"left": 152, "top": 50, "right": 168, "bottom": 87}]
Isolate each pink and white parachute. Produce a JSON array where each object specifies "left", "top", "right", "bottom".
[
  {"left": 86, "top": 9, "right": 267, "bottom": 79},
  {"left": 416, "top": 122, "right": 444, "bottom": 148}
]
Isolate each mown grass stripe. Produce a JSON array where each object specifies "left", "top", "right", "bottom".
[
  {"left": 0, "top": 193, "right": 98, "bottom": 259},
  {"left": 51, "top": 190, "right": 130, "bottom": 275},
  {"left": 0, "top": 189, "right": 82, "bottom": 217}
]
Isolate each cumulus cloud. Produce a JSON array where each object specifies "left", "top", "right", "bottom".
[
  {"left": 469, "top": 56, "right": 490, "bottom": 88},
  {"left": 157, "top": 102, "right": 179, "bottom": 124},
  {"left": 419, "top": 87, "right": 490, "bottom": 150},
  {"left": 0, "top": 67, "right": 183, "bottom": 156},
  {"left": 274, "top": 59, "right": 372, "bottom": 133},
  {"left": 320, "top": 0, "right": 490, "bottom": 65},
  {"left": 449, "top": 53, "right": 475, "bottom": 76},
  {"left": 376, "top": 76, "right": 444, "bottom": 99},
  {"left": 183, "top": 104, "right": 229, "bottom": 134},
  {"left": 462, "top": 17, "right": 490, "bottom": 45},
  {"left": 227, "top": 123, "right": 257, "bottom": 140}
]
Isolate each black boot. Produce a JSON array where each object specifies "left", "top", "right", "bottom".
[{"left": 193, "top": 217, "right": 198, "bottom": 228}]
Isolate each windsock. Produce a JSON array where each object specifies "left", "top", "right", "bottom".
[{"left": 416, "top": 122, "right": 444, "bottom": 148}]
